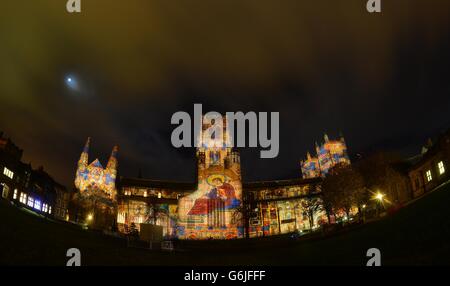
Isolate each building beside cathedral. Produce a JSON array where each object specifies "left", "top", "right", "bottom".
[
  {"left": 74, "top": 117, "right": 332, "bottom": 239},
  {"left": 1, "top": 131, "right": 71, "bottom": 221},
  {"left": 300, "top": 134, "right": 350, "bottom": 178}
]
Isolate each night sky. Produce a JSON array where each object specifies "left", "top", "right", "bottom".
[{"left": 1, "top": 0, "right": 450, "bottom": 187}]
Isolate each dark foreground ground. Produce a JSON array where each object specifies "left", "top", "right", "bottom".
[{"left": 1, "top": 182, "right": 450, "bottom": 266}]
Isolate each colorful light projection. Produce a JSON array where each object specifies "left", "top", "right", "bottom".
[
  {"left": 74, "top": 137, "right": 118, "bottom": 200},
  {"left": 117, "top": 201, "right": 179, "bottom": 237},
  {"left": 178, "top": 170, "right": 243, "bottom": 239},
  {"left": 177, "top": 115, "right": 243, "bottom": 239},
  {"left": 301, "top": 134, "right": 350, "bottom": 178}
]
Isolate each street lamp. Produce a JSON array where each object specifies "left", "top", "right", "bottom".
[
  {"left": 375, "top": 192, "right": 384, "bottom": 202},
  {"left": 373, "top": 192, "right": 385, "bottom": 217}
]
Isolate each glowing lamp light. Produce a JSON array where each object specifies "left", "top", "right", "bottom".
[
  {"left": 375, "top": 192, "right": 384, "bottom": 201},
  {"left": 87, "top": 214, "right": 93, "bottom": 221}
]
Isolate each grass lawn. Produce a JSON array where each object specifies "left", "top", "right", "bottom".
[{"left": 1, "top": 181, "right": 450, "bottom": 266}]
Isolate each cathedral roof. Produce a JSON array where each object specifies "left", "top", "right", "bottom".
[
  {"left": 243, "top": 177, "right": 322, "bottom": 189},
  {"left": 89, "top": 159, "right": 104, "bottom": 169},
  {"left": 119, "top": 177, "right": 196, "bottom": 191}
]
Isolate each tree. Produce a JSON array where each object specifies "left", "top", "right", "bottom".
[
  {"left": 322, "top": 164, "right": 366, "bottom": 220},
  {"left": 300, "top": 197, "right": 323, "bottom": 230},
  {"left": 356, "top": 151, "right": 411, "bottom": 205},
  {"left": 128, "top": 222, "right": 139, "bottom": 237},
  {"left": 149, "top": 204, "right": 167, "bottom": 225}
]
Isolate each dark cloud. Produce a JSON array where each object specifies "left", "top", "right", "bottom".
[{"left": 1, "top": 0, "right": 449, "bottom": 186}]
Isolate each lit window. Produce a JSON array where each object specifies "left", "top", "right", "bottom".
[
  {"left": 48, "top": 206, "right": 52, "bottom": 214},
  {"left": 43, "top": 204, "right": 48, "bottom": 213},
  {"left": 438, "top": 161, "right": 445, "bottom": 175},
  {"left": 117, "top": 212, "right": 125, "bottom": 224},
  {"left": 27, "top": 196, "right": 34, "bottom": 207},
  {"left": 426, "top": 170, "right": 432, "bottom": 182},
  {"left": 158, "top": 192, "right": 162, "bottom": 199},
  {"left": 19, "top": 192, "right": 27, "bottom": 204},
  {"left": 3, "top": 167, "right": 14, "bottom": 179},
  {"left": 143, "top": 191, "right": 147, "bottom": 197},
  {"left": 13, "top": 189, "right": 18, "bottom": 200},
  {"left": 34, "top": 200, "right": 41, "bottom": 211}
]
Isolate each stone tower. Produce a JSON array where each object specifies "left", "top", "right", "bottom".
[
  {"left": 178, "top": 114, "right": 243, "bottom": 239},
  {"left": 74, "top": 137, "right": 118, "bottom": 200}
]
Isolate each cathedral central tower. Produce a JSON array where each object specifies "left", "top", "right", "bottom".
[{"left": 177, "top": 114, "right": 243, "bottom": 239}]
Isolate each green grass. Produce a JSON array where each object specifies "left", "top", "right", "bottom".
[{"left": 1, "top": 182, "right": 450, "bottom": 265}]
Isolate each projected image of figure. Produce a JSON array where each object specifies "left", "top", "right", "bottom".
[{"left": 188, "top": 175, "right": 240, "bottom": 215}]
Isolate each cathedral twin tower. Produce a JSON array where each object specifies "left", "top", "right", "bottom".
[{"left": 74, "top": 137, "right": 118, "bottom": 200}]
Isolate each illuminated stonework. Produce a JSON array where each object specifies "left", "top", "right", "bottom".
[
  {"left": 100, "top": 126, "right": 351, "bottom": 239},
  {"left": 177, "top": 114, "right": 243, "bottom": 239},
  {"left": 74, "top": 137, "right": 118, "bottom": 200},
  {"left": 301, "top": 134, "right": 350, "bottom": 178}
]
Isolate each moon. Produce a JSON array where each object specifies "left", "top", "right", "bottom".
[{"left": 65, "top": 75, "right": 79, "bottom": 91}]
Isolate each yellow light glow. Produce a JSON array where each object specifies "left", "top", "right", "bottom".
[
  {"left": 426, "top": 170, "right": 432, "bottom": 182},
  {"left": 375, "top": 192, "right": 384, "bottom": 201},
  {"left": 87, "top": 214, "right": 93, "bottom": 221},
  {"left": 438, "top": 161, "right": 445, "bottom": 175}
]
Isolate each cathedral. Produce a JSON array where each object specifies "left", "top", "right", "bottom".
[
  {"left": 300, "top": 134, "right": 350, "bottom": 178},
  {"left": 72, "top": 138, "right": 118, "bottom": 229},
  {"left": 74, "top": 137, "right": 118, "bottom": 200},
  {"left": 73, "top": 118, "right": 350, "bottom": 239}
]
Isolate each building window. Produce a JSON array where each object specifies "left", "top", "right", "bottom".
[
  {"left": 426, "top": 170, "right": 432, "bottom": 182},
  {"left": 438, "top": 161, "right": 445, "bottom": 175},
  {"left": 34, "top": 200, "right": 41, "bottom": 211},
  {"left": 48, "top": 206, "right": 52, "bottom": 214},
  {"left": 1, "top": 183, "right": 9, "bottom": 199},
  {"left": 13, "top": 189, "right": 18, "bottom": 200},
  {"left": 27, "top": 196, "right": 34, "bottom": 207},
  {"left": 3, "top": 167, "right": 14, "bottom": 179},
  {"left": 143, "top": 191, "right": 147, "bottom": 197},
  {"left": 117, "top": 212, "right": 126, "bottom": 224},
  {"left": 158, "top": 192, "right": 162, "bottom": 199},
  {"left": 43, "top": 203, "right": 48, "bottom": 213},
  {"left": 19, "top": 192, "right": 27, "bottom": 204}
]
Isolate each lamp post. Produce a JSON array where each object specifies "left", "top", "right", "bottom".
[{"left": 374, "top": 192, "right": 385, "bottom": 217}]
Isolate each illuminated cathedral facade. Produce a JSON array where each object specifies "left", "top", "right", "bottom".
[
  {"left": 73, "top": 120, "right": 350, "bottom": 239},
  {"left": 74, "top": 137, "right": 118, "bottom": 200},
  {"left": 300, "top": 134, "right": 350, "bottom": 178}
]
